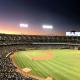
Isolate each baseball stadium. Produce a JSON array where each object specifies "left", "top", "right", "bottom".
[
  {"left": 0, "top": 33, "right": 80, "bottom": 80},
  {"left": 0, "top": 0, "right": 80, "bottom": 80}
]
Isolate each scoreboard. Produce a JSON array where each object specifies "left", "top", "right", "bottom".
[{"left": 66, "top": 32, "right": 80, "bottom": 36}]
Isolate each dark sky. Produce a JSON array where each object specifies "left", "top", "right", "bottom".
[{"left": 0, "top": 0, "right": 80, "bottom": 35}]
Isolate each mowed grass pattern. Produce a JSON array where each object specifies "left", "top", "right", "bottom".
[{"left": 15, "top": 49, "right": 80, "bottom": 80}]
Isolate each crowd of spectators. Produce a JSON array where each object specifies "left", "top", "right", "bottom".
[{"left": 0, "top": 45, "right": 32, "bottom": 80}]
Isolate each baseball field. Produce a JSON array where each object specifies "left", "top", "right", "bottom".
[{"left": 14, "top": 49, "right": 80, "bottom": 80}]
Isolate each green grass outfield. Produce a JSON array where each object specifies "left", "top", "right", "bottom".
[{"left": 15, "top": 49, "right": 80, "bottom": 80}]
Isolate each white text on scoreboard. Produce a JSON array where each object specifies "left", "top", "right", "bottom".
[{"left": 66, "top": 32, "right": 80, "bottom": 36}]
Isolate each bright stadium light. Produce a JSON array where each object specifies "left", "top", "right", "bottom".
[
  {"left": 19, "top": 23, "right": 29, "bottom": 28},
  {"left": 42, "top": 25, "right": 53, "bottom": 29}
]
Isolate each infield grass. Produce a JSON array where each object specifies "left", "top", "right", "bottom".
[{"left": 15, "top": 49, "right": 80, "bottom": 80}]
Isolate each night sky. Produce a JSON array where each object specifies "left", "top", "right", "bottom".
[{"left": 0, "top": 0, "right": 80, "bottom": 35}]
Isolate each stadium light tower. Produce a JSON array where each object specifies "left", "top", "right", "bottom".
[
  {"left": 42, "top": 25, "right": 53, "bottom": 29},
  {"left": 19, "top": 23, "right": 29, "bottom": 28}
]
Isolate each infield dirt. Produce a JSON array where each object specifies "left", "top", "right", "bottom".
[{"left": 32, "top": 51, "right": 53, "bottom": 60}]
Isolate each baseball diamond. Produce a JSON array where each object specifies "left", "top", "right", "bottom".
[{"left": 13, "top": 49, "right": 80, "bottom": 80}]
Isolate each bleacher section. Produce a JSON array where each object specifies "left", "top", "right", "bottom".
[{"left": 0, "top": 34, "right": 80, "bottom": 45}]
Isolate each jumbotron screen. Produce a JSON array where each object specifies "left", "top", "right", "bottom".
[{"left": 66, "top": 32, "right": 80, "bottom": 36}]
